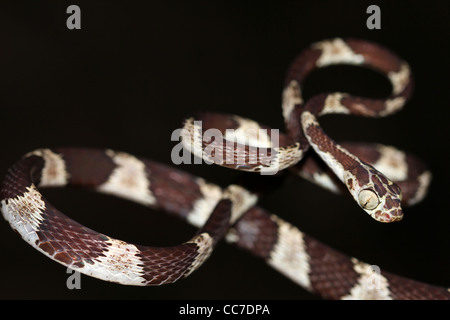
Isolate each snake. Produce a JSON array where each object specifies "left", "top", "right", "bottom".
[{"left": 1, "top": 38, "right": 449, "bottom": 299}]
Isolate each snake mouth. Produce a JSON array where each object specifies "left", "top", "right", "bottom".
[{"left": 372, "top": 208, "right": 403, "bottom": 223}]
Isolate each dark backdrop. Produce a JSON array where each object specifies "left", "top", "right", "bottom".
[{"left": 0, "top": 1, "right": 449, "bottom": 299}]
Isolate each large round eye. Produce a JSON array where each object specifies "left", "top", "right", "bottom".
[{"left": 358, "top": 189, "right": 380, "bottom": 210}]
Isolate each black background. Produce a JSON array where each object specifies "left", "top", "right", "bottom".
[{"left": 0, "top": 1, "right": 449, "bottom": 300}]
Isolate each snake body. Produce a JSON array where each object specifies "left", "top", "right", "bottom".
[{"left": 1, "top": 38, "right": 449, "bottom": 299}]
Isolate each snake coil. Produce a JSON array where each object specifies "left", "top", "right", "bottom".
[{"left": 1, "top": 38, "right": 448, "bottom": 299}]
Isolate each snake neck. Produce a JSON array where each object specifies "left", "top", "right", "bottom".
[{"left": 299, "top": 110, "right": 403, "bottom": 222}]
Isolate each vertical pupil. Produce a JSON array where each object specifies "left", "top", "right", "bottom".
[{"left": 359, "top": 190, "right": 379, "bottom": 209}]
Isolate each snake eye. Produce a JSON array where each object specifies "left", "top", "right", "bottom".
[{"left": 358, "top": 189, "right": 380, "bottom": 210}]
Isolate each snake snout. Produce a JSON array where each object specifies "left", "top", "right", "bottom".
[{"left": 372, "top": 206, "right": 403, "bottom": 223}]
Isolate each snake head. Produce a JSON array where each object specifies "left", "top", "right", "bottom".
[{"left": 345, "top": 163, "right": 403, "bottom": 223}]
